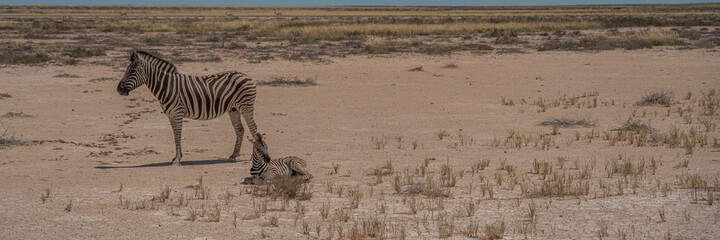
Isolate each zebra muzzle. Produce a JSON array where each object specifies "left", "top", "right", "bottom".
[{"left": 117, "top": 85, "right": 129, "bottom": 96}]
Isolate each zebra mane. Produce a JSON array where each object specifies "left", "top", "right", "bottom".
[{"left": 134, "top": 50, "right": 179, "bottom": 74}]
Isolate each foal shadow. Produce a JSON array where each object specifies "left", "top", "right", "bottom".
[{"left": 94, "top": 158, "right": 244, "bottom": 169}]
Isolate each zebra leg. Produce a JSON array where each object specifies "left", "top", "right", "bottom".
[
  {"left": 227, "top": 109, "right": 244, "bottom": 162},
  {"left": 290, "top": 163, "right": 313, "bottom": 181},
  {"left": 240, "top": 104, "right": 258, "bottom": 137},
  {"left": 261, "top": 170, "right": 276, "bottom": 182},
  {"left": 168, "top": 114, "right": 183, "bottom": 166}
]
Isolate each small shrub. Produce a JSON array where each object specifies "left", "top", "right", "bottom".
[{"left": 636, "top": 91, "right": 672, "bottom": 107}]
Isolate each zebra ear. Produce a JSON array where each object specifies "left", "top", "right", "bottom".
[
  {"left": 246, "top": 136, "right": 255, "bottom": 144},
  {"left": 255, "top": 133, "right": 264, "bottom": 142},
  {"left": 130, "top": 51, "right": 138, "bottom": 62}
]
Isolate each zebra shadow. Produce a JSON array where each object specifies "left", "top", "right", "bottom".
[{"left": 94, "top": 159, "right": 242, "bottom": 169}]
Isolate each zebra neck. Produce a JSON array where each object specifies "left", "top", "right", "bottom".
[{"left": 144, "top": 65, "right": 186, "bottom": 104}]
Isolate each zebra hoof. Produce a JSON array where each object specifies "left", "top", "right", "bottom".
[
  {"left": 171, "top": 160, "right": 181, "bottom": 166},
  {"left": 227, "top": 157, "right": 238, "bottom": 162}
]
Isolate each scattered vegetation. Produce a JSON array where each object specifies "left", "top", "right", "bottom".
[
  {"left": 364, "top": 40, "right": 400, "bottom": 54},
  {"left": 257, "top": 76, "right": 317, "bottom": 87},
  {"left": 69, "top": 47, "right": 104, "bottom": 58},
  {"left": 0, "top": 50, "right": 49, "bottom": 64},
  {"left": 538, "top": 30, "right": 684, "bottom": 51}
]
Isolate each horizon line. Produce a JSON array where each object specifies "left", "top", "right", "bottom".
[{"left": 3, "top": 2, "right": 719, "bottom": 7}]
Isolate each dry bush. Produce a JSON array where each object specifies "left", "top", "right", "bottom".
[
  {"left": 257, "top": 76, "right": 318, "bottom": 87},
  {"left": 441, "top": 63, "right": 458, "bottom": 69},
  {"left": 408, "top": 66, "right": 424, "bottom": 72},
  {"left": 636, "top": 91, "right": 672, "bottom": 107},
  {"left": 0, "top": 93, "right": 11, "bottom": 99},
  {"left": 3, "top": 112, "right": 32, "bottom": 118},
  {"left": 612, "top": 119, "right": 653, "bottom": 134},
  {"left": 436, "top": 130, "right": 450, "bottom": 140},
  {"left": 0, "top": 129, "right": 26, "bottom": 147},
  {"left": 540, "top": 117, "right": 597, "bottom": 128},
  {"left": 404, "top": 177, "right": 450, "bottom": 198}
]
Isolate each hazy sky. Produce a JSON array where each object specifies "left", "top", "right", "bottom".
[{"left": 2, "top": 0, "right": 719, "bottom": 6}]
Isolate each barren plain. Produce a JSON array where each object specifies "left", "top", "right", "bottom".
[{"left": 1, "top": 4, "right": 719, "bottom": 240}]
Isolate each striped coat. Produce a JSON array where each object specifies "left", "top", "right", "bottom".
[
  {"left": 117, "top": 50, "right": 258, "bottom": 166},
  {"left": 244, "top": 133, "right": 312, "bottom": 184}
]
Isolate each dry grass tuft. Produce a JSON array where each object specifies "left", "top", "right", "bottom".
[
  {"left": 64, "top": 200, "right": 73, "bottom": 212},
  {"left": 484, "top": 221, "right": 506, "bottom": 239},
  {"left": 40, "top": 188, "right": 51, "bottom": 203}
]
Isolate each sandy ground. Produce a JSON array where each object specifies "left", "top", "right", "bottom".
[{"left": 1, "top": 48, "right": 719, "bottom": 239}]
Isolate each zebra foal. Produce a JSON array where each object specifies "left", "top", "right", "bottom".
[
  {"left": 117, "top": 50, "right": 258, "bottom": 166},
  {"left": 244, "top": 133, "right": 313, "bottom": 184}
]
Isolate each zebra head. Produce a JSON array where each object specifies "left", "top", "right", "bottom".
[
  {"left": 117, "top": 51, "right": 148, "bottom": 96},
  {"left": 248, "top": 133, "right": 270, "bottom": 162}
]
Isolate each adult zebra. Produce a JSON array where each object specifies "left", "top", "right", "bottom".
[{"left": 117, "top": 50, "right": 258, "bottom": 166}]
